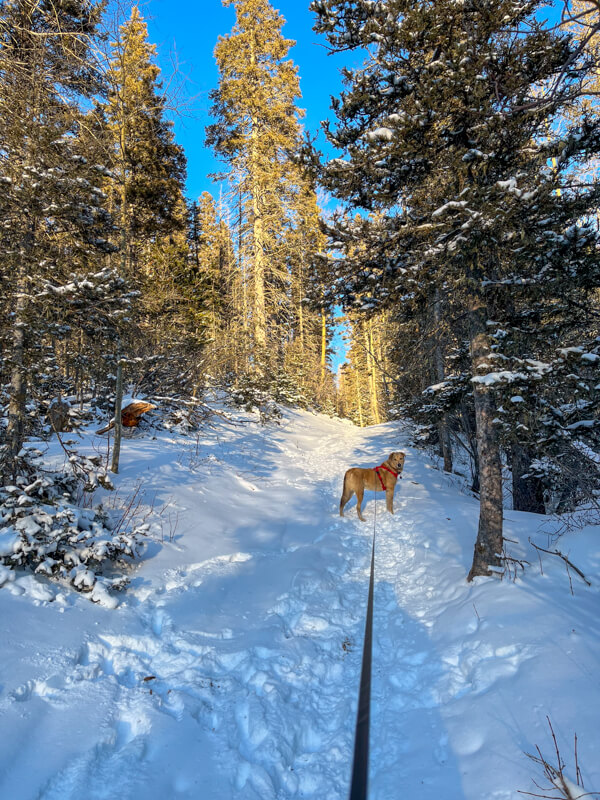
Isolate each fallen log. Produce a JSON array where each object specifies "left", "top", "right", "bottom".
[{"left": 96, "top": 401, "right": 156, "bottom": 435}]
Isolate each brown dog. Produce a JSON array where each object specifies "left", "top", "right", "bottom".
[{"left": 339, "top": 451, "right": 406, "bottom": 522}]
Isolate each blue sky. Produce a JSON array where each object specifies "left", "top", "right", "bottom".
[{"left": 144, "top": 0, "right": 353, "bottom": 202}]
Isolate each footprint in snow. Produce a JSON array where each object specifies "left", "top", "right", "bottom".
[
  {"left": 38, "top": 705, "right": 150, "bottom": 800},
  {"left": 150, "top": 607, "right": 170, "bottom": 637}
]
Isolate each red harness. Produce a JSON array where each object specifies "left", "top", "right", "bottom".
[{"left": 374, "top": 464, "right": 399, "bottom": 491}]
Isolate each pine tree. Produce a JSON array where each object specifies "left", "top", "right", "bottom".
[
  {"left": 98, "top": 5, "right": 204, "bottom": 394},
  {"left": 206, "top": 0, "right": 304, "bottom": 365},
  {"left": 337, "top": 311, "right": 391, "bottom": 427},
  {"left": 0, "top": 0, "right": 125, "bottom": 478},
  {"left": 311, "top": 0, "right": 600, "bottom": 578},
  {"left": 283, "top": 180, "right": 337, "bottom": 408},
  {"left": 102, "top": 5, "right": 187, "bottom": 271},
  {"left": 187, "top": 191, "right": 238, "bottom": 382}
]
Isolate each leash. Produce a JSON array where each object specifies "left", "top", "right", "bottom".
[{"left": 348, "top": 493, "right": 377, "bottom": 800}]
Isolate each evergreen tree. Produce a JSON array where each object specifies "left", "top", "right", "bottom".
[
  {"left": 565, "top": 2, "right": 600, "bottom": 223},
  {"left": 102, "top": 5, "right": 187, "bottom": 271},
  {"left": 206, "top": 0, "right": 305, "bottom": 363},
  {"left": 0, "top": 0, "right": 125, "bottom": 478},
  {"left": 311, "top": 0, "right": 600, "bottom": 578},
  {"left": 98, "top": 5, "right": 205, "bottom": 394},
  {"left": 284, "top": 181, "right": 336, "bottom": 408},
  {"left": 335, "top": 310, "right": 391, "bottom": 427},
  {"left": 187, "top": 191, "right": 237, "bottom": 382}
]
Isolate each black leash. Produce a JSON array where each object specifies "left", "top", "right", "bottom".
[{"left": 348, "top": 495, "right": 376, "bottom": 800}]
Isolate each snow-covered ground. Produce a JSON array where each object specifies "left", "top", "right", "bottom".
[{"left": 1, "top": 406, "right": 599, "bottom": 799}]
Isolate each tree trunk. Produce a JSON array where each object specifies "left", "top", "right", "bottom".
[
  {"left": 249, "top": 34, "right": 266, "bottom": 356},
  {"left": 354, "top": 370, "right": 364, "bottom": 428},
  {"left": 375, "top": 320, "right": 391, "bottom": 405},
  {"left": 511, "top": 443, "right": 545, "bottom": 514},
  {"left": 459, "top": 398, "right": 480, "bottom": 492},
  {"left": 6, "top": 274, "right": 27, "bottom": 479},
  {"left": 321, "top": 310, "right": 327, "bottom": 386},
  {"left": 297, "top": 253, "right": 305, "bottom": 361},
  {"left": 251, "top": 177, "right": 267, "bottom": 352},
  {"left": 433, "top": 290, "right": 453, "bottom": 473},
  {"left": 366, "top": 319, "right": 380, "bottom": 424},
  {"left": 5, "top": 209, "right": 35, "bottom": 479},
  {"left": 466, "top": 272, "right": 503, "bottom": 581},
  {"left": 238, "top": 183, "right": 248, "bottom": 341},
  {"left": 111, "top": 359, "right": 124, "bottom": 474}
]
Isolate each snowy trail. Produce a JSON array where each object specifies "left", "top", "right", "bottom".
[
  {"left": 1, "top": 412, "right": 373, "bottom": 799},
  {"left": 1, "top": 408, "right": 599, "bottom": 799}
]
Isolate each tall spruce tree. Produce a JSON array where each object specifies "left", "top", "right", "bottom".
[
  {"left": 0, "top": 0, "right": 126, "bottom": 478},
  {"left": 206, "top": 0, "right": 305, "bottom": 365},
  {"left": 284, "top": 180, "right": 337, "bottom": 408},
  {"left": 102, "top": 5, "right": 187, "bottom": 272},
  {"left": 187, "top": 191, "right": 237, "bottom": 381},
  {"left": 311, "top": 0, "right": 600, "bottom": 578},
  {"left": 98, "top": 5, "right": 202, "bottom": 393}
]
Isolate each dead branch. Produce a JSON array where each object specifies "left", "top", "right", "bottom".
[
  {"left": 151, "top": 395, "right": 244, "bottom": 425},
  {"left": 529, "top": 540, "right": 592, "bottom": 586},
  {"left": 519, "top": 717, "right": 599, "bottom": 799}
]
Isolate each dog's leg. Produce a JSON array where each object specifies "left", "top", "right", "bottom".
[
  {"left": 340, "top": 489, "right": 353, "bottom": 516},
  {"left": 340, "top": 474, "right": 353, "bottom": 517},
  {"left": 356, "top": 486, "right": 366, "bottom": 522},
  {"left": 386, "top": 488, "right": 394, "bottom": 514}
]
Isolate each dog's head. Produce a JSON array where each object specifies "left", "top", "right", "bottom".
[{"left": 388, "top": 451, "right": 406, "bottom": 473}]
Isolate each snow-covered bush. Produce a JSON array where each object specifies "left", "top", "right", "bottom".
[
  {"left": 268, "top": 369, "right": 309, "bottom": 408},
  {"left": 229, "top": 370, "right": 311, "bottom": 420},
  {"left": 230, "top": 373, "right": 282, "bottom": 421},
  {"left": 0, "top": 453, "right": 146, "bottom": 606}
]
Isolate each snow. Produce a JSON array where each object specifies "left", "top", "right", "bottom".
[
  {"left": 554, "top": 775, "right": 587, "bottom": 798},
  {"left": 462, "top": 149, "right": 486, "bottom": 162},
  {"left": 471, "top": 370, "right": 529, "bottom": 385},
  {"left": 427, "top": 381, "right": 450, "bottom": 393},
  {"left": 0, "top": 564, "right": 16, "bottom": 587},
  {"left": 0, "top": 524, "right": 21, "bottom": 557},
  {"left": 573, "top": 439, "right": 600, "bottom": 464},
  {"left": 431, "top": 200, "right": 469, "bottom": 218},
  {"left": 1, "top": 407, "right": 599, "bottom": 799},
  {"left": 366, "top": 127, "right": 394, "bottom": 142},
  {"left": 558, "top": 348, "right": 600, "bottom": 364}
]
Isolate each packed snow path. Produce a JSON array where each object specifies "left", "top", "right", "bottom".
[{"left": 1, "top": 408, "right": 599, "bottom": 799}]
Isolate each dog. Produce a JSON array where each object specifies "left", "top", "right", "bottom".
[{"left": 339, "top": 451, "right": 406, "bottom": 522}]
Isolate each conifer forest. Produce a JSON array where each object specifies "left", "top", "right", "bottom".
[
  {"left": 2, "top": 2, "right": 600, "bottom": 797},
  {"left": 1, "top": 1, "right": 600, "bottom": 607}
]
